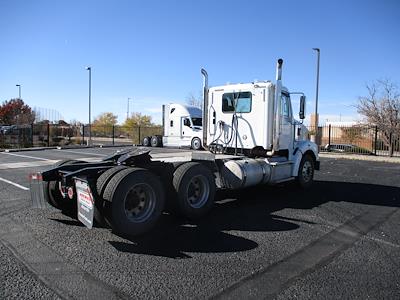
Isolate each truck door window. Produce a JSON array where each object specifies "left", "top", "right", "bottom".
[
  {"left": 281, "top": 94, "right": 292, "bottom": 119},
  {"left": 183, "top": 118, "right": 191, "bottom": 127},
  {"left": 222, "top": 92, "right": 252, "bottom": 113}
]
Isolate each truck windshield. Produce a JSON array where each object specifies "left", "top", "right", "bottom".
[{"left": 191, "top": 118, "right": 202, "bottom": 126}]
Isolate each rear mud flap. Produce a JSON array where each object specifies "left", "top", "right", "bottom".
[{"left": 30, "top": 173, "right": 51, "bottom": 209}]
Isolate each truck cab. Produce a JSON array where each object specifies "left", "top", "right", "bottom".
[
  {"left": 202, "top": 59, "right": 319, "bottom": 178},
  {"left": 162, "top": 103, "right": 203, "bottom": 150}
]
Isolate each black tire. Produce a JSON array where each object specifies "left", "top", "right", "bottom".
[
  {"left": 96, "top": 166, "right": 128, "bottom": 198},
  {"left": 151, "top": 135, "right": 160, "bottom": 147},
  {"left": 103, "top": 168, "right": 165, "bottom": 236},
  {"left": 191, "top": 137, "right": 202, "bottom": 150},
  {"left": 172, "top": 162, "right": 215, "bottom": 219},
  {"left": 297, "top": 154, "right": 315, "bottom": 189},
  {"left": 143, "top": 136, "right": 150, "bottom": 147},
  {"left": 45, "top": 159, "right": 84, "bottom": 209},
  {"left": 93, "top": 166, "right": 128, "bottom": 227}
]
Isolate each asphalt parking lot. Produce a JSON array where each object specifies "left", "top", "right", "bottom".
[{"left": 0, "top": 147, "right": 399, "bottom": 299}]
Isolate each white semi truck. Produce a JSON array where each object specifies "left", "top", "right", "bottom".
[
  {"left": 31, "top": 59, "right": 319, "bottom": 236},
  {"left": 142, "top": 103, "right": 203, "bottom": 150}
]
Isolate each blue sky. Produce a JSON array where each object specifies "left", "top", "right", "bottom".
[{"left": 1, "top": 0, "right": 399, "bottom": 125}]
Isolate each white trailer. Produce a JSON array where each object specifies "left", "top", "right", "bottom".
[
  {"left": 31, "top": 59, "right": 320, "bottom": 236},
  {"left": 142, "top": 103, "right": 203, "bottom": 150}
]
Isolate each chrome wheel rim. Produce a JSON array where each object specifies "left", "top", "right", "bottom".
[
  {"left": 186, "top": 175, "right": 209, "bottom": 208},
  {"left": 302, "top": 161, "right": 313, "bottom": 182},
  {"left": 124, "top": 183, "right": 155, "bottom": 223},
  {"left": 192, "top": 139, "right": 201, "bottom": 149}
]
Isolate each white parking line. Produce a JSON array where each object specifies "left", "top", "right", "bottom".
[
  {"left": 54, "top": 149, "right": 107, "bottom": 156},
  {"left": 0, "top": 177, "right": 29, "bottom": 191},
  {"left": 1, "top": 152, "right": 52, "bottom": 161},
  {"left": 0, "top": 160, "right": 58, "bottom": 170},
  {"left": 0, "top": 157, "right": 101, "bottom": 170}
]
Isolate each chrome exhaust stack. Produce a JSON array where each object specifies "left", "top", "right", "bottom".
[
  {"left": 272, "top": 59, "right": 283, "bottom": 153},
  {"left": 201, "top": 68, "right": 209, "bottom": 150}
]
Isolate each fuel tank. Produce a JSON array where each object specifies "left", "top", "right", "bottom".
[{"left": 220, "top": 158, "right": 272, "bottom": 189}]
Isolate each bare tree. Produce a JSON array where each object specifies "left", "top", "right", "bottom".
[
  {"left": 186, "top": 92, "right": 202, "bottom": 108},
  {"left": 356, "top": 79, "right": 400, "bottom": 156}
]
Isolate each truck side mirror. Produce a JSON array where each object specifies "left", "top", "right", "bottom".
[{"left": 299, "top": 95, "right": 306, "bottom": 119}]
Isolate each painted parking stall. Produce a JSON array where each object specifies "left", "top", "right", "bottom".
[{"left": 0, "top": 147, "right": 399, "bottom": 299}]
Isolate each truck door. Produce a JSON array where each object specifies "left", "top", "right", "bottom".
[
  {"left": 279, "top": 92, "right": 293, "bottom": 150},
  {"left": 181, "top": 117, "right": 192, "bottom": 142}
]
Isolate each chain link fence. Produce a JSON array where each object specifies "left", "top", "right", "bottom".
[{"left": 0, "top": 124, "right": 162, "bottom": 149}]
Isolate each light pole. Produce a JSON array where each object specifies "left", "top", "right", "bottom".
[
  {"left": 127, "top": 97, "right": 132, "bottom": 120},
  {"left": 16, "top": 84, "right": 21, "bottom": 99},
  {"left": 312, "top": 48, "right": 320, "bottom": 132},
  {"left": 85, "top": 66, "right": 92, "bottom": 146}
]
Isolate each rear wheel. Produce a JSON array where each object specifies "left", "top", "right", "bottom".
[
  {"left": 151, "top": 135, "right": 161, "bottom": 147},
  {"left": 297, "top": 154, "right": 315, "bottom": 189},
  {"left": 45, "top": 160, "right": 84, "bottom": 209},
  {"left": 103, "top": 168, "right": 165, "bottom": 236},
  {"left": 143, "top": 136, "right": 150, "bottom": 147},
  {"left": 172, "top": 162, "right": 215, "bottom": 219},
  {"left": 94, "top": 166, "right": 128, "bottom": 227}
]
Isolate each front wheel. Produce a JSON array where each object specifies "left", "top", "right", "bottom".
[
  {"left": 191, "top": 137, "right": 202, "bottom": 150},
  {"left": 297, "top": 154, "right": 315, "bottom": 189}
]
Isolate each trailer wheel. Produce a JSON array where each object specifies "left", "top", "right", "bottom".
[
  {"left": 45, "top": 160, "right": 84, "bottom": 209},
  {"left": 297, "top": 154, "right": 315, "bottom": 189},
  {"left": 94, "top": 166, "right": 128, "bottom": 227},
  {"left": 191, "top": 137, "right": 202, "bottom": 150},
  {"left": 172, "top": 162, "right": 215, "bottom": 219},
  {"left": 103, "top": 168, "right": 165, "bottom": 236},
  {"left": 150, "top": 135, "right": 161, "bottom": 147},
  {"left": 143, "top": 136, "right": 150, "bottom": 147}
]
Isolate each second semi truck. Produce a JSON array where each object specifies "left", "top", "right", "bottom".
[{"left": 142, "top": 103, "right": 203, "bottom": 150}]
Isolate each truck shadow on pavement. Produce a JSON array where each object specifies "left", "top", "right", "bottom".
[{"left": 109, "top": 180, "right": 400, "bottom": 258}]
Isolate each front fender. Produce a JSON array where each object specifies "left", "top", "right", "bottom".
[{"left": 292, "top": 141, "right": 319, "bottom": 177}]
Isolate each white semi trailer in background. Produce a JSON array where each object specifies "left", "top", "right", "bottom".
[
  {"left": 142, "top": 103, "right": 203, "bottom": 150},
  {"left": 31, "top": 58, "right": 320, "bottom": 236}
]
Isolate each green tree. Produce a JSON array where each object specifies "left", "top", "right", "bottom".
[
  {"left": 92, "top": 112, "right": 118, "bottom": 127},
  {"left": 0, "top": 99, "right": 35, "bottom": 125},
  {"left": 123, "top": 112, "right": 153, "bottom": 127},
  {"left": 92, "top": 112, "right": 118, "bottom": 136}
]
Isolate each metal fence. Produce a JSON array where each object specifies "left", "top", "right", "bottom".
[
  {"left": 1, "top": 123, "right": 399, "bottom": 157},
  {"left": 0, "top": 124, "right": 162, "bottom": 149},
  {"left": 307, "top": 125, "right": 400, "bottom": 157}
]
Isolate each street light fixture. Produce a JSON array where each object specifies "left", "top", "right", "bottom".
[
  {"left": 312, "top": 48, "right": 320, "bottom": 132},
  {"left": 16, "top": 84, "right": 21, "bottom": 99},
  {"left": 86, "top": 66, "right": 92, "bottom": 146}
]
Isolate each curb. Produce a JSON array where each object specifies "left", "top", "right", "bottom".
[
  {"left": 0, "top": 144, "right": 136, "bottom": 153},
  {"left": 319, "top": 152, "right": 400, "bottom": 164}
]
